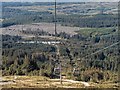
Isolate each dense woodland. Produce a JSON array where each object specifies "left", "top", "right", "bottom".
[
  {"left": 2, "top": 29, "right": 119, "bottom": 82},
  {"left": 1, "top": 2, "right": 119, "bottom": 83}
]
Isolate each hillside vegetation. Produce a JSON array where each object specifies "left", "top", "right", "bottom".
[{"left": 1, "top": 2, "right": 119, "bottom": 89}]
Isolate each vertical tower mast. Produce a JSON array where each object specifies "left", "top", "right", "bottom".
[
  {"left": 55, "top": 0, "right": 62, "bottom": 84},
  {"left": 55, "top": 0, "right": 57, "bottom": 36}
]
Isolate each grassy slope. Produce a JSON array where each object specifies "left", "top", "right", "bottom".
[
  {"left": 75, "top": 27, "right": 118, "bottom": 36},
  {"left": 2, "top": 76, "right": 118, "bottom": 88}
]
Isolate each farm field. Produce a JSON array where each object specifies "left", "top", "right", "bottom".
[
  {"left": 6, "top": 2, "right": 118, "bottom": 15},
  {"left": 2, "top": 22, "right": 118, "bottom": 38},
  {"left": 2, "top": 23, "right": 78, "bottom": 37}
]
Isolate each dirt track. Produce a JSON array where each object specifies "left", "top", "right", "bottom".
[
  {"left": 1, "top": 76, "right": 118, "bottom": 88},
  {"left": 1, "top": 76, "right": 88, "bottom": 88}
]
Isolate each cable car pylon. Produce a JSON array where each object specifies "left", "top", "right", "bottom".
[{"left": 54, "top": 0, "right": 62, "bottom": 84}]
